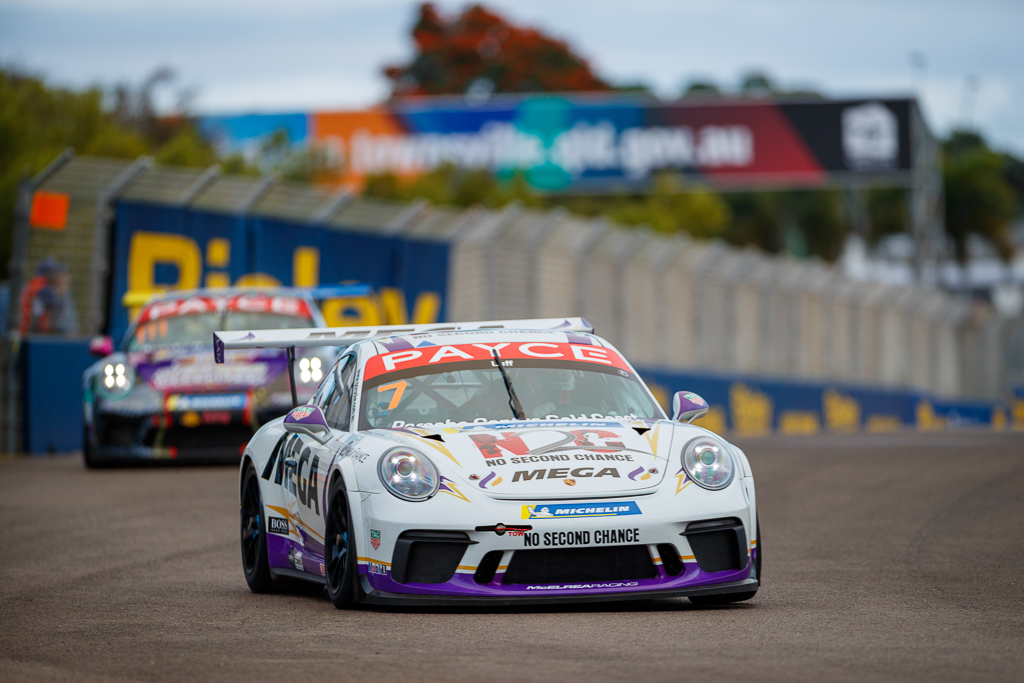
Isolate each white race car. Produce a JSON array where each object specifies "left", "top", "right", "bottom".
[{"left": 216, "top": 318, "right": 760, "bottom": 607}]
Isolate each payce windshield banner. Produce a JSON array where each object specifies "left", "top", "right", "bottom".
[{"left": 199, "top": 96, "right": 913, "bottom": 192}]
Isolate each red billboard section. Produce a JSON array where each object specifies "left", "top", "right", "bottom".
[{"left": 647, "top": 102, "right": 826, "bottom": 185}]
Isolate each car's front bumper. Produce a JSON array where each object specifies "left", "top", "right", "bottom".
[
  {"left": 342, "top": 478, "right": 758, "bottom": 604},
  {"left": 87, "top": 393, "right": 293, "bottom": 463}
]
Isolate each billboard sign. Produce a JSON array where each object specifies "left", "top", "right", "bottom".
[
  {"left": 198, "top": 96, "right": 915, "bottom": 192},
  {"left": 108, "top": 201, "right": 448, "bottom": 342}
]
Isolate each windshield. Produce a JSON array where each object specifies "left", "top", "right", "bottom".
[
  {"left": 127, "top": 311, "right": 310, "bottom": 351},
  {"left": 358, "top": 343, "right": 663, "bottom": 429}
]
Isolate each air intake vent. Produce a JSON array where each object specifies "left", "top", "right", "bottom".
[
  {"left": 682, "top": 518, "right": 747, "bottom": 573},
  {"left": 656, "top": 543, "right": 684, "bottom": 576},
  {"left": 390, "top": 531, "right": 475, "bottom": 584},
  {"left": 474, "top": 551, "right": 503, "bottom": 584},
  {"left": 502, "top": 545, "right": 656, "bottom": 585}
]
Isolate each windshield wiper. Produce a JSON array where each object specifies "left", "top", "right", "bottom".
[{"left": 491, "top": 348, "right": 525, "bottom": 420}]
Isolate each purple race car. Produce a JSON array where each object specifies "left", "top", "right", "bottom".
[{"left": 82, "top": 288, "right": 332, "bottom": 467}]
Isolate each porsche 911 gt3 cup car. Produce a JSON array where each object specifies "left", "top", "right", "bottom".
[
  {"left": 221, "top": 318, "right": 760, "bottom": 607},
  {"left": 82, "top": 288, "right": 339, "bottom": 467}
]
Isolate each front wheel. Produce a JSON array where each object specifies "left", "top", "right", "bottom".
[
  {"left": 241, "top": 464, "right": 275, "bottom": 593},
  {"left": 324, "top": 476, "right": 359, "bottom": 609}
]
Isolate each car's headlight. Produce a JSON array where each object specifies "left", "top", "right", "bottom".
[
  {"left": 378, "top": 447, "right": 439, "bottom": 501},
  {"left": 681, "top": 436, "right": 735, "bottom": 490},
  {"left": 97, "top": 361, "right": 134, "bottom": 400},
  {"left": 298, "top": 356, "right": 323, "bottom": 383}
]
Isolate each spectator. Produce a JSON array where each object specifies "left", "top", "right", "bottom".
[{"left": 19, "top": 257, "right": 79, "bottom": 336}]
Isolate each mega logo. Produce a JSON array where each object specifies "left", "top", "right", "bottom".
[
  {"left": 260, "top": 434, "right": 321, "bottom": 516},
  {"left": 511, "top": 467, "right": 620, "bottom": 482}
]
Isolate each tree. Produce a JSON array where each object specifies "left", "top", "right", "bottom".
[
  {"left": 383, "top": 3, "right": 608, "bottom": 96},
  {"left": 0, "top": 66, "right": 218, "bottom": 278},
  {"left": 602, "top": 173, "right": 731, "bottom": 239},
  {"left": 943, "top": 130, "right": 1017, "bottom": 263},
  {"left": 363, "top": 163, "right": 539, "bottom": 208},
  {"left": 681, "top": 80, "right": 722, "bottom": 98}
]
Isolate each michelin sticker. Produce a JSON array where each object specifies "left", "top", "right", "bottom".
[{"left": 521, "top": 501, "right": 641, "bottom": 520}]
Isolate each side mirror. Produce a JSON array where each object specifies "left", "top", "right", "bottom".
[
  {"left": 672, "top": 391, "right": 709, "bottom": 423},
  {"left": 283, "top": 405, "right": 332, "bottom": 444},
  {"left": 89, "top": 335, "right": 114, "bottom": 357}
]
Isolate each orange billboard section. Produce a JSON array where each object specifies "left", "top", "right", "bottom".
[
  {"left": 311, "top": 108, "right": 407, "bottom": 189},
  {"left": 30, "top": 191, "right": 70, "bottom": 230}
]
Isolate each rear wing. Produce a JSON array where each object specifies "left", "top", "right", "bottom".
[
  {"left": 213, "top": 317, "right": 593, "bottom": 363},
  {"left": 122, "top": 283, "right": 372, "bottom": 308},
  {"left": 213, "top": 317, "right": 593, "bottom": 408}
]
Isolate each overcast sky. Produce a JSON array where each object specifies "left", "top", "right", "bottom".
[{"left": 2, "top": 0, "right": 1022, "bottom": 155}]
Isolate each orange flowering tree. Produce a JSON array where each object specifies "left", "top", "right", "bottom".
[{"left": 383, "top": 3, "right": 608, "bottom": 96}]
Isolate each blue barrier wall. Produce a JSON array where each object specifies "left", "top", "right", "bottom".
[
  {"left": 636, "top": 366, "right": 1008, "bottom": 435},
  {"left": 108, "top": 201, "right": 450, "bottom": 343},
  {"left": 21, "top": 338, "right": 93, "bottom": 454}
]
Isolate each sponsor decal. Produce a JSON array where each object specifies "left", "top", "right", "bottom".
[
  {"left": 364, "top": 342, "right": 631, "bottom": 380},
  {"left": 268, "top": 516, "right": 290, "bottom": 535},
  {"left": 263, "top": 435, "right": 322, "bottom": 516},
  {"left": 320, "top": 562, "right": 326, "bottom": 576},
  {"left": 338, "top": 435, "right": 371, "bottom": 463},
  {"left": 682, "top": 392, "right": 706, "bottom": 406},
  {"left": 202, "top": 410, "right": 231, "bottom": 425},
  {"left": 167, "top": 393, "right": 247, "bottom": 412},
  {"left": 521, "top": 501, "right": 641, "bottom": 519},
  {"left": 526, "top": 581, "right": 640, "bottom": 591},
  {"left": 464, "top": 421, "right": 624, "bottom": 431},
  {"left": 180, "top": 411, "right": 201, "bottom": 428},
  {"left": 288, "top": 547, "right": 303, "bottom": 571},
  {"left": 370, "top": 529, "right": 381, "bottom": 550},
  {"left": 138, "top": 294, "right": 311, "bottom": 324},
  {"left": 290, "top": 406, "right": 315, "bottom": 421},
  {"left": 523, "top": 528, "right": 640, "bottom": 547},
  {"left": 469, "top": 429, "right": 627, "bottom": 460},
  {"left": 511, "top": 467, "right": 620, "bottom": 482},
  {"left": 153, "top": 364, "right": 267, "bottom": 391},
  {"left": 842, "top": 102, "right": 899, "bottom": 170},
  {"left": 367, "top": 561, "right": 388, "bottom": 576}
]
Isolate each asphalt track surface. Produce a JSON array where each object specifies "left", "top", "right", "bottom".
[{"left": 2, "top": 431, "right": 1023, "bottom": 682}]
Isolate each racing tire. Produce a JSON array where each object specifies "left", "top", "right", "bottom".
[
  {"left": 241, "top": 464, "right": 275, "bottom": 593},
  {"left": 688, "top": 518, "right": 761, "bottom": 606},
  {"left": 82, "top": 425, "right": 105, "bottom": 469},
  {"left": 324, "top": 476, "right": 360, "bottom": 609}
]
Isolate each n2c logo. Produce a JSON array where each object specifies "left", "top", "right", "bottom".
[
  {"left": 261, "top": 434, "right": 321, "bottom": 516},
  {"left": 469, "top": 429, "right": 626, "bottom": 460}
]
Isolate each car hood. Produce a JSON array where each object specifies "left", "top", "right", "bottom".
[
  {"left": 374, "top": 419, "right": 678, "bottom": 500},
  {"left": 128, "top": 348, "right": 289, "bottom": 394}
]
